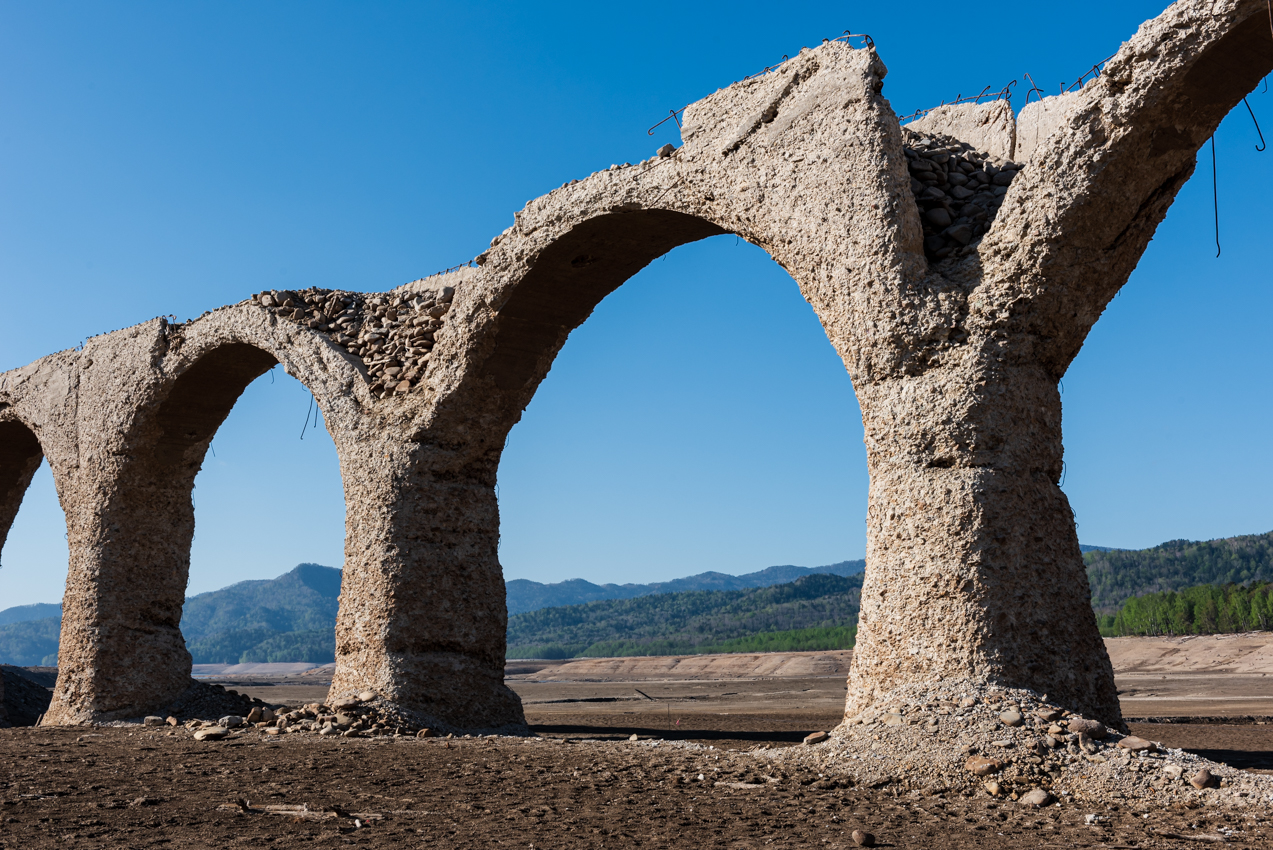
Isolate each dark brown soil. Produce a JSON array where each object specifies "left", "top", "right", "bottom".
[
  {"left": 1128, "top": 722, "right": 1273, "bottom": 773},
  {"left": 4, "top": 724, "right": 1273, "bottom": 849}
]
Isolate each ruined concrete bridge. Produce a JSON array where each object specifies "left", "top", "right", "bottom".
[{"left": 1, "top": 0, "right": 1269, "bottom": 730}]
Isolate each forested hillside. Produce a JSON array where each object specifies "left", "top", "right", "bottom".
[
  {"left": 506, "top": 573, "right": 862, "bottom": 659},
  {"left": 1085, "top": 531, "right": 1273, "bottom": 613},
  {"left": 506, "top": 560, "right": 865, "bottom": 614},
  {"left": 180, "top": 563, "right": 341, "bottom": 663},
  {"left": 0, "top": 616, "right": 60, "bottom": 666}
]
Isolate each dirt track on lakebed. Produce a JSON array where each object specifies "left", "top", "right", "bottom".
[{"left": 7, "top": 640, "right": 1273, "bottom": 847}]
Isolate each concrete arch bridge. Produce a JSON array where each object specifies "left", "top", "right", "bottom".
[{"left": 1, "top": 0, "right": 1269, "bottom": 731}]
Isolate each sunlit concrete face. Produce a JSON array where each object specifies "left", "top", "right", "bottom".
[{"left": 0, "top": 0, "right": 1269, "bottom": 734}]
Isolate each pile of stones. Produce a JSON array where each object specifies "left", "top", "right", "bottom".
[
  {"left": 772, "top": 681, "right": 1273, "bottom": 807},
  {"left": 903, "top": 130, "right": 1021, "bottom": 262},
  {"left": 179, "top": 690, "right": 443, "bottom": 741},
  {"left": 252, "top": 283, "right": 455, "bottom": 399}
]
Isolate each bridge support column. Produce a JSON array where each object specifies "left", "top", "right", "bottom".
[
  {"left": 846, "top": 360, "right": 1121, "bottom": 726},
  {"left": 42, "top": 473, "right": 198, "bottom": 724},
  {"left": 328, "top": 434, "right": 526, "bottom": 733}
]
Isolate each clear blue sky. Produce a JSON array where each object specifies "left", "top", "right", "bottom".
[{"left": 1, "top": 1, "right": 1270, "bottom": 608}]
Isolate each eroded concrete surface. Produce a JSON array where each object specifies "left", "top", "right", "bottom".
[{"left": 1, "top": 0, "right": 1270, "bottom": 740}]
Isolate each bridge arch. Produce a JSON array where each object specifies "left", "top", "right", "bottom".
[
  {"left": 0, "top": 420, "right": 47, "bottom": 554},
  {"left": 44, "top": 310, "right": 367, "bottom": 723}
]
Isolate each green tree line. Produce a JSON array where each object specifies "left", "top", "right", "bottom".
[{"left": 1100, "top": 581, "right": 1273, "bottom": 637}]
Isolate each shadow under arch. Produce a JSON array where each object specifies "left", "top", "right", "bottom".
[{"left": 45, "top": 339, "right": 347, "bottom": 723}]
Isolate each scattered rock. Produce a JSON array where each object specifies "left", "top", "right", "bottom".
[
  {"left": 1190, "top": 768, "right": 1219, "bottom": 790},
  {"left": 803, "top": 731, "right": 830, "bottom": 745},
  {"left": 1067, "top": 718, "right": 1107, "bottom": 738},
  {"left": 1019, "top": 788, "right": 1054, "bottom": 807},
  {"left": 143, "top": 716, "right": 165, "bottom": 727},
  {"left": 983, "top": 780, "right": 1001, "bottom": 796},
  {"left": 999, "top": 709, "right": 1023, "bottom": 727},
  {"left": 218, "top": 715, "right": 244, "bottom": 729},
  {"left": 850, "top": 829, "right": 875, "bottom": 847},
  {"left": 358, "top": 691, "right": 377, "bottom": 702},
  {"left": 193, "top": 727, "right": 228, "bottom": 741},
  {"left": 1163, "top": 763, "right": 1184, "bottom": 780},
  {"left": 880, "top": 713, "right": 904, "bottom": 726},
  {"left": 964, "top": 756, "right": 1003, "bottom": 777},
  {"left": 1116, "top": 735, "right": 1157, "bottom": 753},
  {"left": 629, "top": 733, "right": 640, "bottom": 742}
]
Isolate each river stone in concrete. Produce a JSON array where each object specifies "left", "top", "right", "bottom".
[{"left": 0, "top": 0, "right": 1269, "bottom": 745}]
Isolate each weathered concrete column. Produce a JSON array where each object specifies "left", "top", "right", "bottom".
[
  {"left": 848, "top": 361, "right": 1118, "bottom": 722},
  {"left": 841, "top": 0, "right": 1273, "bottom": 725},
  {"left": 45, "top": 339, "right": 279, "bottom": 723},
  {"left": 327, "top": 434, "right": 524, "bottom": 731}
]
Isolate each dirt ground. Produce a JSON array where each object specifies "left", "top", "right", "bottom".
[
  {"left": 5, "top": 725, "right": 1273, "bottom": 849},
  {"left": 6, "top": 643, "right": 1273, "bottom": 847}
]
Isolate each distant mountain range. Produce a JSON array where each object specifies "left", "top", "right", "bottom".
[
  {"left": 0, "top": 558, "right": 867, "bottom": 666},
  {"left": 0, "top": 603, "right": 61, "bottom": 628},
  {"left": 505, "top": 560, "right": 865, "bottom": 615},
  {"left": 3, "top": 533, "right": 1270, "bottom": 666}
]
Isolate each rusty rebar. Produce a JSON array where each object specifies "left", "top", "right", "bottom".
[
  {"left": 1211, "top": 135, "right": 1220, "bottom": 258},
  {"left": 898, "top": 80, "right": 1015, "bottom": 124},
  {"left": 1243, "top": 97, "right": 1266, "bottom": 152},
  {"left": 647, "top": 107, "right": 685, "bottom": 136}
]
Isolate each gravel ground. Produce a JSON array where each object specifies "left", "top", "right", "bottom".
[{"left": 5, "top": 724, "right": 1273, "bottom": 849}]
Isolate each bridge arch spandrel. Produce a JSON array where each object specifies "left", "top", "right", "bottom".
[
  {"left": 423, "top": 41, "right": 916, "bottom": 440},
  {"left": 324, "top": 41, "right": 914, "bottom": 729},
  {"left": 43, "top": 303, "right": 375, "bottom": 724},
  {"left": 318, "top": 38, "right": 961, "bottom": 732}
]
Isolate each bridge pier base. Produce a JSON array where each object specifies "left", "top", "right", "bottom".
[
  {"left": 847, "top": 362, "right": 1122, "bottom": 726},
  {"left": 327, "top": 436, "right": 526, "bottom": 733}
]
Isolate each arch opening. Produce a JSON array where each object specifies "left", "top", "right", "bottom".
[
  {"left": 182, "top": 363, "right": 346, "bottom": 676},
  {"left": 495, "top": 232, "right": 868, "bottom": 663},
  {"left": 48, "top": 339, "right": 349, "bottom": 722},
  {"left": 0, "top": 421, "right": 68, "bottom": 725},
  {"left": 481, "top": 210, "right": 728, "bottom": 411}
]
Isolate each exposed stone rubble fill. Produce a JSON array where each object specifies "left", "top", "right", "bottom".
[
  {"left": 1, "top": 666, "right": 53, "bottom": 727},
  {"left": 903, "top": 129, "right": 1019, "bottom": 261},
  {"left": 161, "top": 680, "right": 273, "bottom": 723},
  {"left": 770, "top": 682, "right": 1273, "bottom": 809},
  {"left": 251, "top": 283, "right": 455, "bottom": 399},
  {"left": 180, "top": 690, "right": 445, "bottom": 741}
]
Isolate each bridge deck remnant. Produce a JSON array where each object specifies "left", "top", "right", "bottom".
[{"left": 1, "top": 0, "right": 1269, "bottom": 736}]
